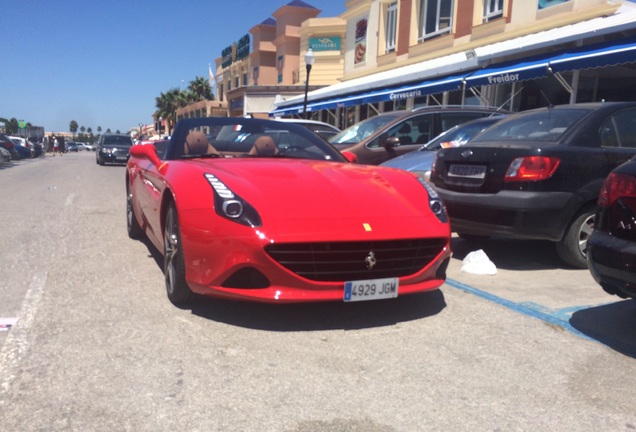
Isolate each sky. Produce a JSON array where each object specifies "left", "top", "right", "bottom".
[{"left": 0, "top": 0, "right": 345, "bottom": 134}]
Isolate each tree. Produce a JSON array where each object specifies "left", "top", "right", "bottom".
[
  {"left": 69, "top": 120, "right": 78, "bottom": 139},
  {"left": 188, "top": 76, "right": 214, "bottom": 101},
  {"left": 154, "top": 88, "right": 186, "bottom": 135}
]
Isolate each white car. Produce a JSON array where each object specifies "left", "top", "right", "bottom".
[{"left": 272, "top": 118, "right": 341, "bottom": 141}]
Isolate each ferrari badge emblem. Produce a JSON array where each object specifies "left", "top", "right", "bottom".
[{"left": 365, "top": 252, "right": 377, "bottom": 270}]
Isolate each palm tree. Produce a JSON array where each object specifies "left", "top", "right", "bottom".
[
  {"left": 154, "top": 88, "right": 186, "bottom": 135},
  {"left": 69, "top": 120, "right": 78, "bottom": 139},
  {"left": 188, "top": 76, "right": 214, "bottom": 101}
]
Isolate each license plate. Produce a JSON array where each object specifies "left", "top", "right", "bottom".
[
  {"left": 116, "top": 156, "right": 128, "bottom": 161},
  {"left": 344, "top": 277, "right": 399, "bottom": 302},
  {"left": 448, "top": 164, "right": 486, "bottom": 179}
]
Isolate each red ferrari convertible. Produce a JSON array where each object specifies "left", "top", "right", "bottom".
[{"left": 126, "top": 117, "right": 451, "bottom": 305}]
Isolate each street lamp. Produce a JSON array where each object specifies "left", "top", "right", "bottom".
[{"left": 303, "top": 48, "right": 315, "bottom": 119}]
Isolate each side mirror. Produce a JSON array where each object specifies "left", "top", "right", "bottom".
[
  {"left": 130, "top": 143, "right": 163, "bottom": 168},
  {"left": 384, "top": 136, "right": 401, "bottom": 151},
  {"left": 341, "top": 151, "right": 358, "bottom": 163}
]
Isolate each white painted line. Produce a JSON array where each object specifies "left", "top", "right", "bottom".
[{"left": 0, "top": 271, "right": 47, "bottom": 398}]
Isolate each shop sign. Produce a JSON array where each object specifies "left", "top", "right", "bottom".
[{"left": 309, "top": 37, "right": 341, "bottom": 52}]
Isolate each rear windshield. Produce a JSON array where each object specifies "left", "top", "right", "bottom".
[{"left": 472, "top": 109, "right": 589, "bottom": 143}]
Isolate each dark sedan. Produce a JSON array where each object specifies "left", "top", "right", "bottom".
[
  {"left": 0, "top": 134, "right": 19, "bottom": 160},
  {"left": 587, "top": 157, "right": 636, "bottom": 300},
  {"left": 431, "top": 102, "right": 636, "bottom": 268},
  {"left": 96, "top": 134, "right": 133, "bottom": 165}
]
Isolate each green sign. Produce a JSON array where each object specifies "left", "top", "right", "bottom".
[
  {"left": 18, "top": 120, "right": 26, "bottom": 129},
  {"left": 309, "top": 37, "right": 341, "bottom": 52}
]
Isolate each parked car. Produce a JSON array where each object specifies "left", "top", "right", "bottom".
[
  {"left": 0, "top": 134, "right": 19, "bottom": 160},
  {"left": 96, "top": 134, "right": 134, "bottom": 165},
  {"left": 29, "top": 140, "right": 43, "bottom": 157},
  {"left": 430, "top": 102, "right": 636, "bottom": 268},
  {"left": 587, "top": 157, "right": 636, "bottom": 300},
  {"left": 0, "top": 146, "right": 11, "bottom": 163},
  {"left": 380, "top": 115, "right": 507, "bottom": 181},
  {"left": 85, "top": 142, "right": 96, "bottom": 151},
  {"left": 10, "top": 139, "right": 32, "bottom": 159},
  {"left": 273, "top": 118, "right": 341, "bottom": 141},
  {"left": 126, "top": 116, "right": 451, "bottom": 305},
  {"left": 328, "top": 105, "right": 506, "bottom": 165},
  {"left": 9, "top": 136, "right": 33, "bottom": 158},
  {"left": 67, "top": 142, "right": 79, "bottom": 152}
]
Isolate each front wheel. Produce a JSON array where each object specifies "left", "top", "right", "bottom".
[
  {"left": 126, "top": 182, "right": 144, "bottom": 239},
  {"left": 164, "top": 203, "right": 195, "bottom": 304},
  {"left": 556, "top": 207, "right": 595, "bottom": 269}
]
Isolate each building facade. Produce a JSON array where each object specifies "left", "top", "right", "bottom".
[{"left": 273, "top": 0, "right": 636, "bottom": 129}]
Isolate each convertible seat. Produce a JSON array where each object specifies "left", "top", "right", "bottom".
[
  {"left": 249, "top": 136, "right": 278, "bottom": 156},
  {"left": 184, "top": 130, "right": 218, "bottom": 155}
]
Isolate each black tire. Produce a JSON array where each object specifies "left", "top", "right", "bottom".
[
  {"left": 164, "top": 203, "right": 195, "bottom": 304},
  {"left": 126, "top": 182, "right": 144, "bottom": 239},
  {"left": 556, "top": 206, "right": 595, "bottom": 269}
]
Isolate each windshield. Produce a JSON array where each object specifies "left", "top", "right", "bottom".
[
  {"left": 473, "top": 109, "right": 589, "bottom": 143},
  {"left": 167, "top": 117, "right": 348, "bottom": 162},
  {"left": 103, "top": 135, "right": 133, "bottom": 146},
  {"left": 329, "top": 114, "right": 401, "bottom": 145}
]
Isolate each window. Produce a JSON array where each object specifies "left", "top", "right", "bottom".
[
  {"left": 483, "top": 0, "right": 503, "bottom": 22},
  {"left": 601, "top": 109, "right": 636, "bottom": 148},
  {"left": 385, "top": 2, "right": 398, "bottom": 53},
  {"left": 418, "top": 0, "right": 453, "bottom": 41}
]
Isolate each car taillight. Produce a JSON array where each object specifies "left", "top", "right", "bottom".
[
  {"left": 598, "top": 172, "right": 636, "bottom": 207},
  {"left": 504, "top": 156, "right": 560, "bottom": 182}
]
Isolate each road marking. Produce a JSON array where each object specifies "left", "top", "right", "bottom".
[
  {"left": 445, "top": 278, "right": 596, "bottom": 341},
  {"left": 0, "top": 271, "right": 47, "bottom": 400},
  {"left": 65, "top": 193, "right": 75, "bottom": 207}
]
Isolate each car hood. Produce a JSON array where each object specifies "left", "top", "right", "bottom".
[
  {"left": 380, "top": 150, "right": 437, "bottom": 171},
  {"left": 180, "top": 158, "right": 446, "bottom": 241}
]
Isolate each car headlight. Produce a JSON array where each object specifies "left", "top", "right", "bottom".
[
  {"left": 205, "top": 174, "right": 262, "bottom": 227},
  {"left": 418, "top": 178, "right": 448, "bottom": 223}
]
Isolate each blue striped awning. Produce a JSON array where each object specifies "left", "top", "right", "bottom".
[
  {"left": 548, "top": 36, "right": 636, "bottom": 73},
  {"left": 270, "top": 72, "right": 467, "bottom": 116}
]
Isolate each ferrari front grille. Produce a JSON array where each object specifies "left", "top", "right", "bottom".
[{"left": 265, "top": 238, "right": 447, "bottom": 282}]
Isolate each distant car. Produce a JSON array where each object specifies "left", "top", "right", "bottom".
[
  {"left": 10, "top": 139, "right": 32, "bottom": 159},
  {"left": 67, "top": 142, "right": 79, "bottom": 152},
  {"left": 0, "top": 146, "right": 11, "bottom": 163},
  {"left": 273, "top": 118, "right": 341, "bottom": 141},
  {"left": 126, "top": 116, "right": 451, "bottom": 305},
  {"left": 328, "top": 105, "right": 506, "bottom": 165},
  {"left": 9, "top": 136, "right": 33, "bottom": 158},
  {"left": 380, "top": 116, "right": 507, "bottom": 181},
  {"left": 76, "top": 143, "right": 89, "bottom": 151},
  {"left": 85, "top": 143, "right": 96, "bottom": 151},
  {"left": 587, "top": 157, "right": 636, "bottom": 300},
  {"left": 430, "top": 102, "right": 636, "bottom": 268},
  {"left": 96, "top": 134, "right": 134, "bottom": 165},
  {"left": 0, "top": 134, "right": 19, "bottom": 160}
]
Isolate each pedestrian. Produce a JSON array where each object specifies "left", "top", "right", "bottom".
[{"left": 53, "top": 137, "right": 59, "bottom": 156}]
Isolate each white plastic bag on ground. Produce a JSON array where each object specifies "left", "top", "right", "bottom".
[{"left": 461, "top": 249, "right": 497, "bottom": 275}]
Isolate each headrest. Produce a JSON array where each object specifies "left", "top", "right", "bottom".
[
  {"left": 184, "top": 130, "right": 209, "bottom": 155},
  {"left": 249, "top": 136, "right": 278, "bottom": 156},
  {"left": 398, "top": 123, "right": 411, "bottom": 134}
]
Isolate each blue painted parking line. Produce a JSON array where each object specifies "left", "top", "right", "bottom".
[{"left": 445, "top": 278, "right": 596, "bottom": 341}]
